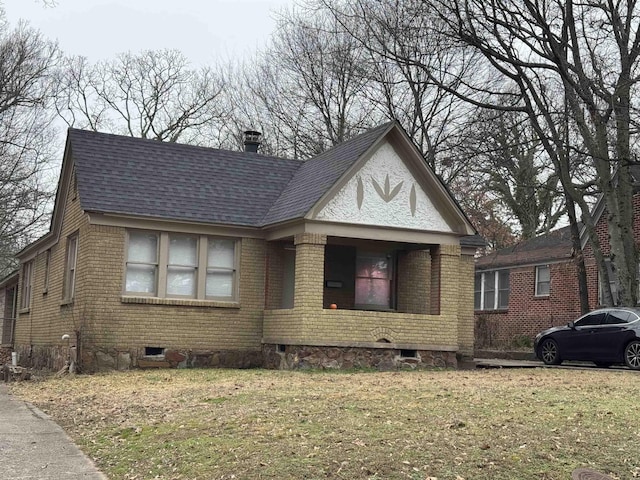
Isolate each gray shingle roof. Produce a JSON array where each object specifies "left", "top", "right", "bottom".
[
  {"left": 70, "top": 129, "right": 303, "bottom": 227},
  {"left": 70, "top": 123, "right": 395, "bottom": 228},
  {"left": 475, "top": 225, "right": 574, "bottom": 269},
  {"left": 262, "top": 122, "right": 394, "bottom": 225}
]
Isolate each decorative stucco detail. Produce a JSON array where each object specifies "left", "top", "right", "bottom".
[{"left": 315, "top": 142, "right": 453, "bottom": 232}]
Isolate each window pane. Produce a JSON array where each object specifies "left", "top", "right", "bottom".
[
  {"left": 483, "top": 271, "right": 495, "bottom": 309},
  {"left": 537, "top": 266, "right": 550, "bottom": 282},
  {"left": 126, "top": 264, "right": 156, "bottom": 293},
  {"left": 169, "top": 235, "right": 197, "bottom": 265},
  {"left": 128, "top": 232, "right": 158, "bottom": 263},
  {"left": 167, "top": 266, "right": 196, "bottom": 296},
  {"left": 356, "top": 255, "right": 389, "bottom": 279},
  {"left": 576, "top": 312, "right": 606, "bottom": 326},
  {"left": 606, "top": 310, "right": 633, "bottom": 324},
  {"left": 208, "top": 239, "right": 234, "bottom": 268},
  {"left": 206, "top": 272, "right": 233, "bottom": 297},
  {"left": 355, "top": 278, "right": 390, "bottom": 306}
]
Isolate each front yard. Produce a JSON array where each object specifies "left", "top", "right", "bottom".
[{"left": 9, "top": 368, "right": 640, "bottom": 479}]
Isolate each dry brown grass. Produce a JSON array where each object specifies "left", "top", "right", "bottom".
[{"left": 9, "top": 367, "right": 640, "bottom": 480}]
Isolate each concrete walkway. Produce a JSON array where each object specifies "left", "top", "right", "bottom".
[{"left": 0, "top": 384, "right": 107, "bottom": 479}]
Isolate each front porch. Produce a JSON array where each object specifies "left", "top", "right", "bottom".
[{"left": 262, "top": 232, "right": 474, "bottom": 369}]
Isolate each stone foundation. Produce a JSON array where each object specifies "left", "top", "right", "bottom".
[
  {"left": 81, "top": 347, "right": 263, "bottom": 373},
  {"left": 11, "top": 344, "right": 458, "bottom": 372},
  {"left": 262, "top": 344, "right": 457, "bottom": 370},
  {"left": 0, "top": 346, "right": 12, "bottom": 365}
]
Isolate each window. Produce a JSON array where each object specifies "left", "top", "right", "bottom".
[
  {"left": 43, "top": 249, "right": 51, "bottom": 294},
  {"left": 126, "top": 232, "right": 159, "bottom": 295},
  {"left": 63, "top": 234, "right": 78, "bottom": 301},
  {"left": 206, "top": 238, "right": 235, "bottom": 299},
  {"left": 535, "top": 265, "right": 550, "bottom": 297},
  {"left": 605, "top": 310, "right": 637, "bottom": 324},
  {"left": 20, "top": 261, "right": 33, "bottom": 309},
  {"left": 597, "top": 260, "right": 640, "bottom": 306},
  {"left": 167, "top": 234, "right": 198, "bottom": 297},
  {"left": 355, "top": 251, "right": 393, "bottom": 309},
  {"left": 575, "top": 312, "right": 606, "bottom": 326},
  {"left": 124, "top": 230, "right": 237, "bottom": 301},
  {"left": 474, "top": 270, "right": 509, "bottom": 310}
]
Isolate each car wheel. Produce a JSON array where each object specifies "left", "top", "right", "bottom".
[
  {"left": 624, "top": 341, "right": 640, "bottom": 370},
  {"left": 540, "top": 338, "right": 561, "bottom": 365}
]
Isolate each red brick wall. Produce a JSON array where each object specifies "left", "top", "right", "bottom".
[
  {"left": 475, "top": 261, "right": 581, "bottom": 348},
  {"left": 476, "top": 192, "right": 640, "bottom": 349}
]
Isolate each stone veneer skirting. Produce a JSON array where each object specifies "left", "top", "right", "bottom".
[
  {"left": 12, "top": 344, "right": 457, "bottom": 372},
  {"left": 262, "top": 344, "right": 457, "bottom": 370}
]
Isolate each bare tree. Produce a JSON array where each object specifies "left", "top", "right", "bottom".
[
  {"left": 324, "top": 0, "right": 640, "bottom": 306},
  {"left": 54, "top": 49, "right": 227, "bottom": 145},
  {"left": 0, "top": 21, "right": 59, "bottom": 276}
]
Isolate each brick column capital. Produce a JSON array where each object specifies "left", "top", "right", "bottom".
[{"left": 294, "top": 233, "right": 327, "bottom": 246}]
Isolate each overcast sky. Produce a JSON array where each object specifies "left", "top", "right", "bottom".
[{"left": 3, "top": 0, "right": 291, "bottom": 65}]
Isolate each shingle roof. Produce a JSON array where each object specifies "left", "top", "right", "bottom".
[
  {"left": 70, "top": 123, "right": 395, "bottom": 228},
  {"left": 262, "top": 122, "right": 394, "bottom": 225},
  {"left": 475, "top": 226, "right": 574, "bottom": 269},
  {"left": 70, "top": 129, "right": 303, "bottom": 227}
]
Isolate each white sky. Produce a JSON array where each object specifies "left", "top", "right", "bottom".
[{"left": 2, "top": 0, "right": 291, "bottom": 65}]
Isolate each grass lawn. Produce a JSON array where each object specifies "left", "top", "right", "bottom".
[{"left": 9, "top": 367, "right": 640, "bottom": 480}]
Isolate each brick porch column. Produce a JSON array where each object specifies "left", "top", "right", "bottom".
[
  {"left": 397, "top": 250, "right": 431, "bottom": 314},
  {"left": 293, "top": 233, "right": 327, "bottom": 310}
]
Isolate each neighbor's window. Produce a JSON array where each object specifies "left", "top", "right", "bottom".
[
  {"left": 474, "top": 270, "right": 509, "bottom": 310},
  {"left": 535, "top": 265, "right": 550, "bottom": 297},
  {"left": 125, "top": 231, "right": 159, "bottom": 295},
  {"left": 124, "top": 230, "right": 238, "bottom": 301},
  {"left": 20, "top": 260, "right": 33, "bottom": 309},
  {"left": 355, "top": 252, "right": 393, "bottom": 309},
  {"left": 63, "top": 234, "right": 78, "bottom": 301},
  {"left": 596, "top": 259, "right": 639, "bottom": 306}
]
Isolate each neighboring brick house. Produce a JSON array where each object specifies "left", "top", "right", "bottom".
[
  {"left": 475, "top": 187, "right": 640, "bottom": 349},
  {"left": 14, "top": 121, "right": 479, "bottom": 372}
]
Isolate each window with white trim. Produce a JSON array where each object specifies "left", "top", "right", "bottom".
[
  {"left": 20, "top": 260, "right": 33, "bottom": 309},
  {"left": 63, "top": 234, "right": 78, "bottom": 302},
  {"left": 535, "top": 265, "right": 550, "bottom": 297},
  {"left": 474, "top": 270, "right": 509, "bottom": 310},
  {"left": 124, "top": 230, "right": 237, "bottom": 301}
]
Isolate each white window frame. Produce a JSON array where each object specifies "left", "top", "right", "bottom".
[
  {"left": 20, "top": 260, "right": 33, "bottom": 310},
  {"left": 63, "top": 234, "right": 78, "bottom": 302},
  {"left": 534, "top": 265, "right": 550, "bottom": 297},
  {"left": 124, "top": 230, "right": 238, "bottom": 301},
  {"left": 474, "top": 270, "right": 509, "bottom": 311},
  {"left": 125, "top": 231, "right": 159, "bottom": 296}
]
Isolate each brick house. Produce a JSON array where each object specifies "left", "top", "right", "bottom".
[
  {"left": 475, "top": 188, "right": 640, "bottom": 349},
  {"left": 14, "top": 122, "right": 479, "bottom": 372}
]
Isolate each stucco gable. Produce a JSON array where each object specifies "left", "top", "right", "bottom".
[{"left": 311, "top": 139, "right": 464, "bottom": 234}]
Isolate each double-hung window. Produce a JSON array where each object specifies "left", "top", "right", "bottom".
[
  {"left": 206, "top": 239, "right": 236, "bottom": 299},
  {"left": 167, "top": 235, "right": 198, "bottom": 297},
  {"left": 63, "top": 234, "right": 78, "bottom": 302},
  {"left": 535, "top": 265, "right": 550, "bottom": 297},
  {"left": 474, "top": 270, "right": 509, "bottom": 310},
  {"left": 124, "top": 230, "right": 237, "bottom": 301},
  {"left": 20, "top": 261, "right": 33, "bottom": 310},
  {"left": 125, "top": 232, "right": 159, "bottom": 295}
]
